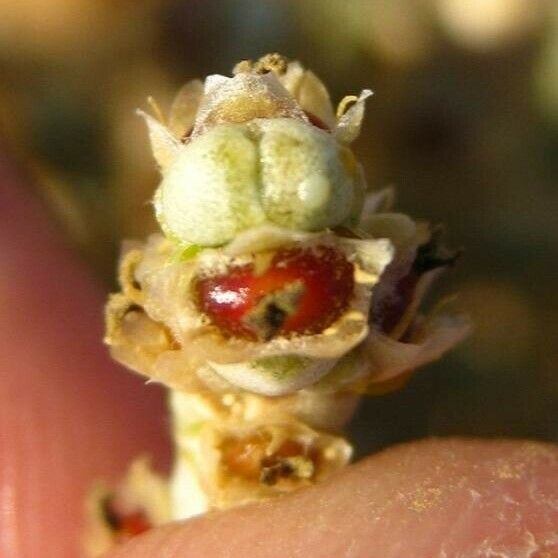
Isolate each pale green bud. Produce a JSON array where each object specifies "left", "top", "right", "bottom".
[
  {"left": 257, "top": 118, "right": 356, "bottom": 231},
  {"left": 155, "top": 125, "right": 266, "bottom": 247},
  {"left": 155, "top": 118, "right": 361, "bottom": 247}
]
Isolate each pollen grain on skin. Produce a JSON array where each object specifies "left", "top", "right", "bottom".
[
  {"left": 494, "top": 461, "right": 524, "bottom": 480},
  {"left": 407, "top": 486, "right": 444, "bottom": 513}
]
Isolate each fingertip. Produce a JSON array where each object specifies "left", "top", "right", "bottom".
[
  {"left": 104, "top": 438, "right": 558, "bottom": 558},
  {"left": 0, "top": 158, "right": 170, "bottom": 558}
]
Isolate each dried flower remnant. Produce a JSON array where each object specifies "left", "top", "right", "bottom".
[{"left": 90, "top": 54, "right": 470, "bottom": 555}]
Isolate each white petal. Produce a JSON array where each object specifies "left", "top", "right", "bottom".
[
  {"left": 335, "top": 89, "right": 373, "bottom": 144},
  {"left": 137, "top": 109, "right": 181, "bottom": 172},
  {"left": 168, "top": 79, "right": 204, "bottom": 139},
  {"left": 297, "top": 70, "right": 337, "bottom": 129},
  {"left": 364, "top": 306, "right": 472, "bottom": 385}
]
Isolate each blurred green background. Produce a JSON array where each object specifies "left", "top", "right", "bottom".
[{"left": 1, "top": 0, "right": 556, "bottom": 455}]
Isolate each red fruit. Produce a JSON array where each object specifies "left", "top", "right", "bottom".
[
  {"left": 196, "top": 245, "right": 354, "bottom": 340},
  {"left": 116, "top": 510, "right": 151, "bottom": 539},
  {"left": 370, "top": 234, "right": 460, "bottom": 336},
  {"left": 103, "top": 498, "right": 152, "bottom": 541},
  {"left": 370, "top": 270, "right": 419, "bottom": 335}
]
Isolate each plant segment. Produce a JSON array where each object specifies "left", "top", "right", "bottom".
[{"left": 86, "top": 54, "right": 470, "bottom": 557}]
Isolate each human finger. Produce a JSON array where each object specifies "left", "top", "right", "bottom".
[
  {"left": 105, "top": 438, "right": 558, "bottom": 558},
  {"left": 0, "top": 157, "right": 170, "bottom": 558}
]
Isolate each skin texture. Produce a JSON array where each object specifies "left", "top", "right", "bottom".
[
  {"left": 0, "top": 158, "right": 170, "bottom": 558},
  {"left": 107, "top": 439, "right": 558, "bottom": 558},
  {"left": 0, "top": 157, "right": 557, "bottom": 558}
]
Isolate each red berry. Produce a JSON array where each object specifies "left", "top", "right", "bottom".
[
  {"left": 370, "top": 270, "right": 419, "bottom": 335},
  {"left": 117, "top": 511, "right": 151, "bottom": 539},
  {"left": 195, "top": 245, "right": 354, "bottom": 340},
  {"left": 103, "top": 498, "right": 152, "bottom": 542}
]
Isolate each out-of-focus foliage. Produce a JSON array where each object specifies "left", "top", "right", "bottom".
[{"left": 0, "top": 0, "right": 556, "bottom": 452}]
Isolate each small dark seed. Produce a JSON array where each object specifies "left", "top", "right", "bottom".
[{"left": 260, "top": 459, "right": 295, "bottom": 486}]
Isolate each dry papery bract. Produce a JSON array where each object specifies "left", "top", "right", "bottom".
[{"left": 144, "top": 54, "right": 371, "bottom": 157}]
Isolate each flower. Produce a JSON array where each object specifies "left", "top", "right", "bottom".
[{"left": 106, "top": 226, "right": 393, "bottom": 396}]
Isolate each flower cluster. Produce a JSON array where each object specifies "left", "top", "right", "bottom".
[
  {"left": 106, "top": 53, "right": 468, "bottom": 401},
  {"left": 93, "top": 54, "right": 470, "bottom": 556}
]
